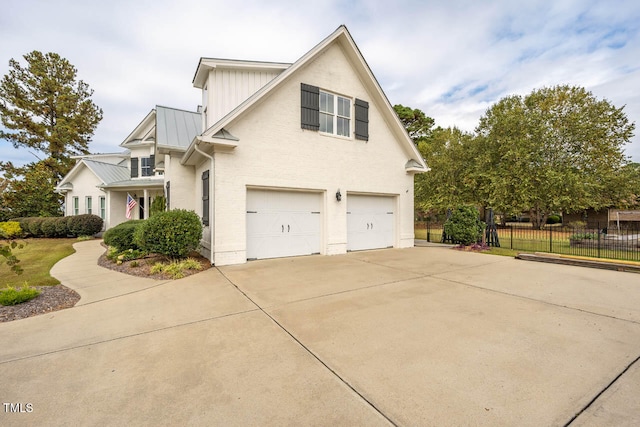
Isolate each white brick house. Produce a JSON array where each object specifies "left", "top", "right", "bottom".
[{"left": 57, "top": 25, "right": 427, "bottom": 265}]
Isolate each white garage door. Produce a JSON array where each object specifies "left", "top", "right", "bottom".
[
  {"left": 347, "top": 195, "right": 395, "bottom": 251},
  {"left": 246, "top": 189, "right": 321, "bottom": 260}
]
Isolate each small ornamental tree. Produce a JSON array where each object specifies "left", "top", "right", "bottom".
[
  {"left": 443, "top": 205, "right": 485, "bottom": 245},
  {"left": 150, "top": 195, "right": 166, "bottom": 217},
  {"left": 134, "top": 210, "right": 202, "bottom": 258}
]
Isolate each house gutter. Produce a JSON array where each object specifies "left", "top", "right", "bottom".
[{"left": 193, "top": 140, "right": 215, "bottom": 265}]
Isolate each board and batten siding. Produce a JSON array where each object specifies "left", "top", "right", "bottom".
[{"left": 205, "top": 68, "right": 283, "bottom": 126}]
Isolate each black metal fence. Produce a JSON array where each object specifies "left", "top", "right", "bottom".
[{"left": 418, "top": 222, "right": 640, "bottom": 262}]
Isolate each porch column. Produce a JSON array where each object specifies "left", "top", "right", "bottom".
[{"left": 143, "top": 189, "right": 149, "bottom": 219}]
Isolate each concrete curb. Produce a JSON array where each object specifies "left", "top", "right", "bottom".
[{"left": 516, "top": 252, "right": 640, "bottom": 274}]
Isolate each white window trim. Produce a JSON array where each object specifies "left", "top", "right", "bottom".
[
  {"left": 85, "top": 196, "right": 92, "bottom": 215},
  {"left": 319, "top": 90, "right": 352, "bottom": 139},
  {"left": 73, "top": 197, "right": 79, "bottom": 216},
  {"left": 100, "top": 196, "right": 106, "bottom": 220},
  {"left": 141, "top": 157, "right": 151, "bottom": 177}
]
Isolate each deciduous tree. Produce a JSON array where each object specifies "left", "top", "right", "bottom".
[{"left": 476, "top": 85, "right": 635, "bottom": 228}]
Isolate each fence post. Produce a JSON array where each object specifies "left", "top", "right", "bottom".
[
  {"left": 510, "top": 225, "right": 513, "bottom": 249},
  {"left": 597, "top": 222, "right": 601, "bottom": 259},
  {"left": 549, "top": 225, "right": 553, "bottom": 253},
  {"left": 427, "top": 221, "right": 431, "bottom": 243}
]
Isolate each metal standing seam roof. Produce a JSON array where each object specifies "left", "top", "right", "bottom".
[
  {"left": 156, "top": 106, "right": 201, "bottom": 150},
  {"left": 82, "top": 159, "right": 131, "bottom": 185}
]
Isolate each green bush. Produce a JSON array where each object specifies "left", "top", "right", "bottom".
[
  {"left": 150, "top": 258, "right": 203, "bottom": 279},
  {"left": 546, "top": 214, "right": 562, "bottom": 224},
  {"left": 106, "top": 248, "right": 147, "bottom": 264},
  {"left": 55, "top": 217, "right": 70, "bottom": 237},
  {"left": 0, "top": 221, "right": 23, "bottom": 239},
  {"left": 134, "top": 210, "right": 202, "bottom": 258},
  {"left": 67, "top": 214, "right": 103, "bottom": 237},
  {"left": 443, "top": 205, "right": 486, "bottom": 246},
  {"left": 0, "top": 284, "right": 40, "bottom": 306},
  {"left": 40, "top": 217, "right": 58, "bottom": 237},
  {"left": 103, "top": 220, "right": 145, "bottom": 251},
  {"left": 27, "top": 217, "right": 46, "bottom": 237},
  {"left": 150, "top": 195, "right": 166, "bottom": 217}
]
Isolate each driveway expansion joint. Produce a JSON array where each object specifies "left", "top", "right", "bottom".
[
  {"left": 215, "top": 266, "right": 398, "bottom": 426},
  {"left": 564, "top": 353, "right": 640, "bottom": 426},
  {"left": 0, "top": 308, "right": 260, "bottom": 365}
]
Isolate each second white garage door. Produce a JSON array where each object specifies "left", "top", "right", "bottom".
[
  {"left": 347, "top": 194, "right": 395, "bottom": 251},
  {"left": 246, "top": 189, "right": 321, "bottom": 260}
]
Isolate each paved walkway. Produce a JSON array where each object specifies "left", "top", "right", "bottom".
[{"left": 2, "top": 240, "right": 640, "bottom": 426}]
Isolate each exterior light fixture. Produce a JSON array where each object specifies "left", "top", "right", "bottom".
[{"left": 336, "top": 189, "right": 342, "bottom": 202}]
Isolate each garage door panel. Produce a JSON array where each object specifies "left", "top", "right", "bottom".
[
  {"left": 347, "top": 195, "right": 395, "bottom": 251},
  {"left": 246, "top": 190, "right": 321, "bottom": 260}
]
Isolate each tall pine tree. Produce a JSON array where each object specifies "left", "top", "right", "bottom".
[{"left": 0, "top": 51, "right": 103, "bottom": 217}]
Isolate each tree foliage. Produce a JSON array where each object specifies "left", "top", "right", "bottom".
[
  {"left": 476, "top": 85, "right": 635, "bottom": 228},
  {"left": 415, "top": 127, "right": 480, "bottom": 212},
  {"left": 393, "top": 104, "right": 435, "bottom": 145},
  {"left": 1, "top": 161, "right": 63, "bottom": 217},
  {"left": 0, "top": 51, "right": 103, "bottom": 179}
]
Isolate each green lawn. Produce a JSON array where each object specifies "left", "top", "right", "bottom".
[{"left": 1, "top": 238, "right": 77, "bottom": 288}]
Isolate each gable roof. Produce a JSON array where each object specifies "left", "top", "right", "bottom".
[
  {"left": 120, "top": 106, "right": 201, "bottom": 152},
  {"left": 182, "top": 25, "right": 427, "bottom": 172},
  {"left": 56, "top": 158, "right": 130, "bottom": 191},
  {"left": 193, "top": 58, "right": 291, "bottom": 89},
  {"left": 156, "top": 106, "right": 201, "bottom": 152},
  {"left": 120, "top": 109, "right": 155, "bottom": 147}
]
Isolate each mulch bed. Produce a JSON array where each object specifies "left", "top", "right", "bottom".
[
  {"left": 96, "top": 251, "right": 211, "bottom": 280},
  {"left": 0, "top": 285, "right": 80, "bottom": 323},
  {"left": 1, "top": 247, "right": 211, "bottom": 323}
]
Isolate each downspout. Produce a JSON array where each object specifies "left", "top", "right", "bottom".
[{"left": 193, "top": 140, "right": 215, "bottom": 265}]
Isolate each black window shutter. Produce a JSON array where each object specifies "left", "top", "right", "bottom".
[
  {"left": 165, "top": 181, "right": 170, "bottom": 211},
  {"left": 355, "top": 99, "right": 369, "bottom": 141},
  {"left": 131, "top": 157, "right": 139, "bottom": 178},
  {"left": 301, "top": 83, "right": 320, "bottom": 130},
  {"left": 202, "top": 170, "right": 209, "bottom": 226},
  {"left": 149, "top": 154, "right": 155, "bottom": 172}
]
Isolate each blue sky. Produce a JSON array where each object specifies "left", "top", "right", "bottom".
[{"left": 1, "top": 0, "right": 639, "bottom": 165}]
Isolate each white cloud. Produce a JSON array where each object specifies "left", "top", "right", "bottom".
[{"left": 1, "top": 0, "right": 639, "bottom": 164}]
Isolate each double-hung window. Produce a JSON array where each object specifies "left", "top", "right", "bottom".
[
  {"left": 100, "top": 196, "right": 106, "bottom": 220},
  {"left": 73, "top": 197, "right": 79, "bottom": 215},
  {"left": 319, "top": 91, "right": 351, "bottom": 137},
  {"left": 85, "top": 196, "right": 92, "bottom": 215},
  {"left": 141, "top": 157, "right": 151, "bottom": 177}
]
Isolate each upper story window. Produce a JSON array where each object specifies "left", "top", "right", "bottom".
[
  {"left": 131, "top": 155, "right": 155, "bottom": 178},
  {"left": 320, "top": 91, "right": 351, "bottom": 137},
  {"left": 301, "top": 83, "right": 368, "bottom": 141},
  {"left": 141, "top": 157, "right": 151, "bottom": 177}
]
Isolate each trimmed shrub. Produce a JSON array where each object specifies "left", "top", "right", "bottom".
[
  {"left": 27, "top": 217, "right": 46, "bottom": 237},
  {"left": 0, "top": 284, "right": 40, "bottom": 306},
  {"left": 103, "top": 220, "right": 145, "bottom": 251},
  {"left": 54, "top": 217, "right": 69, "bottom": 237},
  {"left": 0, "top": 221, "right": 23, "bottom": 239},
  {"left": 134, "top": 209, "right": 202, "bottom": 258},
  {"left": 40, "top": 217, "right": 58, "bottom": 237},
  {"left": 443, "top": 205, "right": 486, "bottom": 246},
  {"left": 67, "top": 214, "right": 103, "bottom": 237}
]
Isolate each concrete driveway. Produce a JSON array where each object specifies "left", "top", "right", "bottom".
[{"left": 1, "top": 241, "right": 640, "bottom": 426}]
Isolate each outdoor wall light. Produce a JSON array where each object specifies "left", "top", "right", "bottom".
[{"left": 336, "top": 189, "right": 342, "bottom": 202}]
